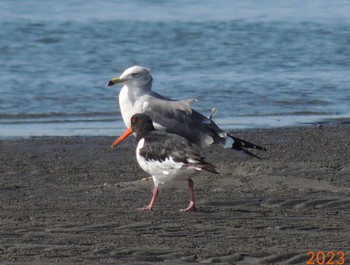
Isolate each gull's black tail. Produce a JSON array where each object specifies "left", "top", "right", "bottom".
[{"left": 229, "top": 134, "right": 267, "bottom": 159}]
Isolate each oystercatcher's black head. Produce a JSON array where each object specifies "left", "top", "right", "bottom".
[
  {"left": 130, "top": 113, "right": 155, "bottom": 136},
  {"left": 111, "top": 113, "right": 155, "bottom": 148}
]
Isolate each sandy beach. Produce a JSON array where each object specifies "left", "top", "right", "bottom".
[{"left": 1, "top": 124, "right": 349, "bottom": 264}]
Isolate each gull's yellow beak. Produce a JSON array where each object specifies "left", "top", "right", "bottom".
[{"left": 106, "top": 77, "right": 124, "bottom": 87}]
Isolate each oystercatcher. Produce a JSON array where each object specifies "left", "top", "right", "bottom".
[{"left": 113, "top": 113, "right": 220, "bottom": 211}]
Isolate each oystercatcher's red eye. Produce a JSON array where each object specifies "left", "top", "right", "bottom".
[{"left": 131, "top": 116, "right": 137, "bottom": 124}]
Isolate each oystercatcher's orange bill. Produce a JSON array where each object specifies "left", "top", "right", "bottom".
[{"left": 111, "top": 127, "right": 134, "bottom": 148}]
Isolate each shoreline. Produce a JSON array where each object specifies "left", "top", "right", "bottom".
[
  {"left": 1, "top": 124, "right": 349, "bottom": 264},
  {"left": 1, "top": 114, "right": 349, "bottom": 140}
]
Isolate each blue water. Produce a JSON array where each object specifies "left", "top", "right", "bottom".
[{"left": 1, "top": 0, "right": 350, "bottom": 137}]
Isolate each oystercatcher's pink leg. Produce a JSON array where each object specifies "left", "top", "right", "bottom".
[
  {"left": 138, "top": 185, "right": 159, "bottom": 211},
  {"left": 180, "top": 179, "right": 197, "bottom": 212}
]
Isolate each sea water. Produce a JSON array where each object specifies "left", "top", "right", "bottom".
[{"left": 1, "top": 0, "right": 350, "bottom": 138}]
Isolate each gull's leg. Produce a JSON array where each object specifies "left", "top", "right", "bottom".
[
  {"left": 138, "top": 185, "right": 159, "bottom": 211},
  {"left": 180, "top": 179, "right": 197, "bottom": 212}
]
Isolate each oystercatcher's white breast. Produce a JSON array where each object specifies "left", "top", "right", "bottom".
[{"left": 136, "top": 138, "right": 199, "bottom": 186}]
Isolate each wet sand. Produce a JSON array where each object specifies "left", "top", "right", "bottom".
[{"left": 1, "top": 125, "right": 349, "bottom": 264}]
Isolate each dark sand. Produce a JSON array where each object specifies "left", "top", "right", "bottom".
[{"left": 0, "top": 125, "right": 349, "bottom": 264}]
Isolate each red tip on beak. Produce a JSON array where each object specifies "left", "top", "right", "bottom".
[{"left": 111, "top": 127, "right": 134, "bottom": 148}]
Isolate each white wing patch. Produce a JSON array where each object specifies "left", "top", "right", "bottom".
[
  {"left": 142, "top": 101, "right": 151, "bottom": 112},
  {"left": 187, "top": 158, "right": 199, "bottom": 164},
  {"left": 152, "top": 122, "right": 166, "bottom": 131}
]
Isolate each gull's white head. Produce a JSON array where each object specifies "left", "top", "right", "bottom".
[{"left": 106, "top": 65, "right": 153, "bottom": 89}]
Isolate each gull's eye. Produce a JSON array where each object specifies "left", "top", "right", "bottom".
[{"left": 131, "top": 73, "right": 138, "bottom": 77}]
